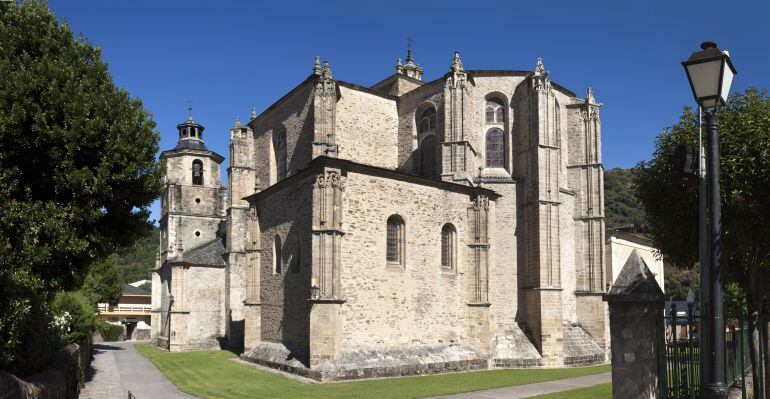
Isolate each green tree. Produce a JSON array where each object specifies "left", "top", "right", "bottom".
[
  {"left": 636, "top": 88, "right": 770, "bottom": 397},
  {"left": 604, "top": 168, "right": 646, "bottom": 230},
  {"left": 0, "top": 1, "right": 162, "bottom": 375},
  {"left": 116, "top": 225, "right": 159, "bottom": 283},
  {"left": 81, "top": 256, "right": 124, "bottom": 306}
]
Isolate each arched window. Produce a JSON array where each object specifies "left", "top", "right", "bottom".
[
  {"left": 485, "top": 99, "right": 504, "bottom": 124},
  {"left": 192, "top": 159, "right": 203, "bottom": 185},
  {"left": 417, "top": 107, "right": 436, "bottom": 133},
  {"left": 485, "top": 128, "right": 504, "bottom": 168},
  {"left": 386, "top": 215, "right": 405, "bottom": 265},
  {"left": 418, "top": 135, "right": 437, "bottom": 178},
  {"left": 273, "top": 129, "right": 287, "bottom": 180},
  {"left": 441, "top": 224, "right": 456, "bottom": 269},
  {"left": 273, "top": 235, "right": 282, "bottom": 274},
  {"left": 182, "top": 128, "right": 188, "bottom": 138}
]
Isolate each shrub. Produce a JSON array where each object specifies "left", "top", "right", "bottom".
[
  {"left": 52, "top": 291, "right": 96, "bottom": 343},
  {"left": 0, "top": 272, "right": 59, "bottom": 375},
  {"left": 95, "top": 319, "right": 123, "bottom": 342}
]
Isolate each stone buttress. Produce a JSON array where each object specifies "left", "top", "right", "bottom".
[
  {"left": 308, "top": 167, "right": 346, "bottom": 367},
  {"left": 226, "top": 116, "right": 256, "bottom": 352},
  {"left": 442, "top": 53, "right": 475, "bottom": 185},
  {"left": 522, "top": 59, "right": 565, "bottom": 367},
  {"left": 569, "top": 88, "right": 607, "bottom": 357}
]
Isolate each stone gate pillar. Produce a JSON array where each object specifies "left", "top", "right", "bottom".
[{"left": 603, "top": 250, "right": 666, "bottom": 399}]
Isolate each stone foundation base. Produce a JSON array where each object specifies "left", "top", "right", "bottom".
[
  {"left": 240, "top": 323, "right": 605, "bottom": 382},
  {"left": 563, "top": 322, "right": 605, "bottom": 366},
  {"left": 491, "top": 325, "right": 543, "bottom": 368},
  {"left": 154, "top": 336, "right": 222, "bottom": 352},
  {"left": 241, "top": 342, "right": 488, "bottom": 382}
]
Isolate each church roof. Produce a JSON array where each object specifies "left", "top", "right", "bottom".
[
  {"left": 123, "top": 284, "right": 150, "bottom": 296},
  {"left": 244, "top": 155, "right": 503, "bottom": 204},
  {"left": 248, "top": 57, "right": 584, "bottom": 128},
  {"left": 172, "top": 139, "right": 210, "bottom": 151},
  {"left": 160, "top": 145, "right": 225, "bottom": 164},
  {"left": 169, "top": 237, "right": 227, "bottom": 267}
]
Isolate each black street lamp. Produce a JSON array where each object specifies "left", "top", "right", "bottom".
[{"left": 682, "top": 41, "right": 737, "bottom": 399}]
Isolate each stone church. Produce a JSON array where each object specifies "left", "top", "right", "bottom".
[{"left": 151, "top": 49, "right": 608, "bottom": 380}]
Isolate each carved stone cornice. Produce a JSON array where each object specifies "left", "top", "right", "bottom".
[
  {"left": 471, "top": 195, "right": 490, "bottom": 211},
  {"left": 314, "top": 170, "right": 346, "bottom": 191},
  {"left": 580, "top": 107, "right": 600, "bottom": 121},
  {"left": 530, "top": 58, "right": 553, "bottom": 94},
  {"left": 314, "top": 59, "right": 336, "bottom": 97},
  {"left": 580, "top": 87, "right": 602, "bottom": 121},
  {"left": 445, "top": 52, "right": 468, "bottom": 90}
]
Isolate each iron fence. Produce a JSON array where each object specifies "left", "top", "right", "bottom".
[{"left": 664, "top": 303, "right": 755, "bottom": 399}]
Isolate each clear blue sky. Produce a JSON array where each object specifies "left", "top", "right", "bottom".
[{"left": 49, "top": 0, "right": 769, "bottom": 224}]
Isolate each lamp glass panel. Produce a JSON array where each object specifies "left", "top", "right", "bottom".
[
  {"left": 687, "top": 60, "right": 721, "bottom": 99},
  {"left": 720, "top": 63, "right": 735, "bottom": 103},
  {"left": 702, "top": 98, "right": 718, "bottom": 109}
]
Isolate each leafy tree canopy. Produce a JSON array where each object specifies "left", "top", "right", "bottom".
[
  {"left": 0, "top": 1, "right": 162, "bottom": 374},
  {"left": 635, "top": 89, "right": 770, "bottom": 397},
  {"left": 635, "top": 88, "right": 770, "bottom": 310},
  {"left": 81, "top": 255, "right": 124, "bottom": 306}
]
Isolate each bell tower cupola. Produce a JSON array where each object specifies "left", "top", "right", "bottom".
[
  {"left": 395, "top": 40, "right": 423, "bottom": 81},
  {"left": 175, "top": 103, "right": 210, "bottom": 151}
]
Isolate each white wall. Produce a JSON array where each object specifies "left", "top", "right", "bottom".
[{"left": 605, "top": 236, "right": 665, "bottom": 292}]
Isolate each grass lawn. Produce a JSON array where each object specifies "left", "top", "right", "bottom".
[
  {"left": 136, "top": 344, "right": 610, "bottom": 399},
  {"left": 528, "top": 382, "right": 611, "bottom": 398}
]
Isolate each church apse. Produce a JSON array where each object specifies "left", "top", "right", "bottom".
[{"left": 157, "top": 50, "right": 608, "bottom": 380}]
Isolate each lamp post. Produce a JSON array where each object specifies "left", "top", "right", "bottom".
[{"left": 682, "top": 41, "right": 737, "bottom": 399}]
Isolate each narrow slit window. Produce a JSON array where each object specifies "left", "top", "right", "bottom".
[
  {"left": 386, "top": 215, "right": 404, "bottom": 264},
  {"left": 273, "top": 235, "right": 282, "bottom": 274},
  {"left": 441, "top": 224, "right": 456, "bottom": 269},
  {"left": 274, "top": 130, "right": 287, "bottom": 180}
]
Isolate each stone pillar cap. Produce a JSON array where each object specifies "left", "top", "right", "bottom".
[{"left": 603, "top": 249, "right": 665, "bottom": 302}]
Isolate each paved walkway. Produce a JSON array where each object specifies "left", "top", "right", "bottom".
[
  {"left": 80, "top": 340, "right": 197, "bottom": 399},
  {"left": 428, "top": 372, "right": 611, "bottom": 399}
]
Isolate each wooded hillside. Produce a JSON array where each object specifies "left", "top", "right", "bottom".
[
  {"left": 604, "top": 167, "right": 646, "bottom": 230},
  {"left": 116, "top": 226, "right": 158, "bottom": 283}
]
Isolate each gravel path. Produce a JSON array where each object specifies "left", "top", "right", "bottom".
[{"left": 80, "top": 341, "right": 197, "bottom": 399}]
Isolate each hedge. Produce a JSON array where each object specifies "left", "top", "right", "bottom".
[{"left": 95, "top": 319, "right": 123, "bottom": 342}]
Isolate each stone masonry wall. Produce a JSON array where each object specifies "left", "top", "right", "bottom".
[
  {"left": 251, "top": 83, "right": 314, "bottom": 188},
  {"left": 164, "top": 153, "right": 223, "bottom": 188},
  {"left": 255, "top": 175, "right": 314, "bottom": 360},
  {"left": 560, "top": 191, "right": 577, "bottom": 321},
  {"left": 170, "top": 265, "right": 226, "bottom": 351},
  {"left": 335, "top": 86, "right": 399, "bottom": 169},
  {"left": 486, "top": 182, "right": 521, "bottom": 329},
  {"left": 339, "top": 171, "right": 487, "bottom": 350}
]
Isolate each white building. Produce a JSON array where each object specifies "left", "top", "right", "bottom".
[{"left": 605, "top": 230, "right": 665, "bottom": 292}]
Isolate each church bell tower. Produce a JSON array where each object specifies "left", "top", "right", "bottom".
[{"left": 158, "top": 109, "right": 226, "bottom": 264}]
